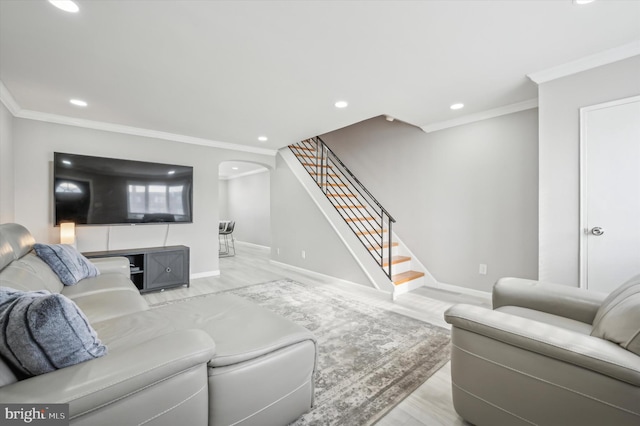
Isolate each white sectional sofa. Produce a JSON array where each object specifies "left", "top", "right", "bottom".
[{"left": 0, "top": 223, "right": 317, "bottom": 426}]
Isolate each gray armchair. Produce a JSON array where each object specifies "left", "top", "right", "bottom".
[{"left": 444, "top": 275, "right": 640, "bottom": 426}]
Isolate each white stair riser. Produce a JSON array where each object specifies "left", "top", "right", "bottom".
[
  {"left": 383, "top": 260, "right": 411, "bottom": 275},
  {"left": 368, "top": 244, "right": 398, "bottom": 258},
  {"left": 392, "top": 276, "right": 425, "bottom": 298}
]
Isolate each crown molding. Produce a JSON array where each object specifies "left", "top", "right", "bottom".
[
  {"left": 0, "top": 81, "right": 21, "bottom": 116},
  {"left": 220, "top": 167, "right": 269, "bottom": 181},
  {"left": 0, "top": 80, "right": 277, "bottom": 156},
  {"left": 527, "top": 40, "right": 640, "bottom": 84},
  {"left": 15, "top": 109, "right": 278, "bottom": 156},
  {"left": 420, "top": 98, "right": 538, "bottom": 133}
]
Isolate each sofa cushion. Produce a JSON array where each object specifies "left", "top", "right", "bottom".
[
  {"left": 0, "top": 287, "right": 107, "bottom": 376},
  {"left": 0, "top": 234, "right": 15, "bottom": 271},
  {"left": 93, "top": 294, "right": 315, "bottom": 367},
  {"left": 495, "top": 306, "right": 593, "bottom": 335},
  {"left": 61, "top": 273, "right": 141, "bottom": 300},
  {"left": 71, "top": 287, "right": 150, "bottom": 324},
  {"left": 0, "top": 223, "right": 35, "bottom": 259},
  {"left": 591, "top": 274, "right": 640, "bottom": 355},
  {"left": 0, "top": 356, "right": 18, "bottom": 386},
  {"left": 0, "top": 253, "right": 65, "bottom": 294},
  {"left": 33, "top": 243, "right": 99, "bottom": 286}
]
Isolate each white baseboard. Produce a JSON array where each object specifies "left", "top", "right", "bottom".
[
  {"left": 434, "top": 281, "right": 492, "bottom": 299},
  {"left": 191, "top": 270, "right": 220, "bottom": 279},
  {"left": 269, "top": 259, "right": 391, "bottom": 294},
  {"left": 268, "top": 260, "right": 491, "bottom": 302},
  {"left": 268, "top": 259, "right": 493, "bottom": 300},
  {"left": 235, "top": 240, "right": 270, "bottom": 251}
]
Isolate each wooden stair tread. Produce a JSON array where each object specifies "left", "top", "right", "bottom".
[
  {"left": 392, "top": 270, "right": 425, "bottom": 285},
  {"left": 310, "top": 172, "right": 339, "bottom": 178},
  {"left": 345, "top": 216, "right": 375, "bottom": 222},
  {"left": 327, "top": 193, "right": 357, "bottom": 198},
  {"left": 334, "top": 204, "right": 365, "bottom": 209},
  {"left": 301, "top": 162, "right": 332, "bottom": 168},
  {"left": 383, "top": 256, "right": 411, "bottom": 267},
  {"left": 356, "top": 228, "right": 386, "bottom": 236},
  {"left": 290, "top": 145, "right": 315, "bottom": 151},
  {"left": 368, "top": 241, "right": 399, "bottom": 251}
]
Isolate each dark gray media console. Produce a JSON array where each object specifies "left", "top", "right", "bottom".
[{"left": 84, "top": 245, "right": 190, "bottom": 293}]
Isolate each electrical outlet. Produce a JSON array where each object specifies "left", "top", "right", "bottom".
[
  {"left": 301, "top": 250, "right": 306, "bottom": 259},
  {"left": 479, "top": 264, "right": 487, "bottom": 275}
]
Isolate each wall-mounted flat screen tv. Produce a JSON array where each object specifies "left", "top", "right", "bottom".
[{"left": 54, "top": 152, "right": 193, "bottom": 226}]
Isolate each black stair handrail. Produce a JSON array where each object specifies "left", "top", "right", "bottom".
[
  {"left": 289, "top": 137, "right": 396, "bottom": 280},
  {"left": 316, "top": 137, "right": 396, "bottom": 223}
]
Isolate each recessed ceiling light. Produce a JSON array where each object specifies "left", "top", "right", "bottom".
[
  {"left": 574, "top": 0, "right": 595, "bottom": 4},
  {"left": 49, "top": 0, "right": 79, "bottom": 13},
  {"left": 70, "top": 99, "right": 87, "bottom": 107},
  {"left": 258, "top": 136, "right": 268, "bottom": 142},
  {"left": 334, "top": 101, "right": 348, "bottom": 109},
  {"left": 232, "top": 167, "right": 239, "bottom": 170},
  {"left": 450, "top": 103, "right": 464, "bottom": 110}
]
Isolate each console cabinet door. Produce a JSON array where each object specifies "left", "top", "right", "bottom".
[{"left": 145, "top": 249, "right": 188, "bottom": 291}]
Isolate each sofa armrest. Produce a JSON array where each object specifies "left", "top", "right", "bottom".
[
  {"left": 444, "top": 304, "right": 640, "bottom": 386},
  {"left": 492, "top": 277, "right": 608, "bottom": 324},
  {"left": 89, "top": 256, "right": 130, "bottom": 277},
  {"left": 0, "top": 329, "right": 215, "bottom": 416}
]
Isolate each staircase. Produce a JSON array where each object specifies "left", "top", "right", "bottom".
[{"left": 289, "top": 137, "right": 427, "bottom": 297}]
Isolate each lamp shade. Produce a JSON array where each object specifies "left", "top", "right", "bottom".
[{"left": 60, "top": 222, "right": 76, "bottom": 247}]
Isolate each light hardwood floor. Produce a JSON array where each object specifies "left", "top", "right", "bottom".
[{"left": 143, "top": 243, "right": 490, "bottom": 426}]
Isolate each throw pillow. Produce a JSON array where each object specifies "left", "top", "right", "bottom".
[
  {"left": 33, "top": 243, "right": 99, "bottom": 286},
  {"left": 0, "top": 287, "right": 107, "bottom": 376},
  {"left": 591, "top": 274, "right": 640, "bottom": 355}
]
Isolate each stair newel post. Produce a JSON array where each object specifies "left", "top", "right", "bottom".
[
  {"left": 324, "top": 144, "right": 329, "bottom": 194},
  {"left": 319, "top": 139, "right": 326, "bottom": 194},
  {"left": 315, "top": 138, "right": 322, "bottom": 192},
  {"left": 379, "top": 209, "right": 385, "bottom": 273},
  {"left": 387, "top": 214, "right": 393, "bottom": 279}
]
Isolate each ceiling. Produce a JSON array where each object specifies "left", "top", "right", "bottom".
[
  {"left": 218, "top": 161, "right": 267, "bottom": 180},
  {"left": 1, "top": 0, "right": 639, "bottom": 153}
]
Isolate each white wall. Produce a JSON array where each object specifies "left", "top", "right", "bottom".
[
  {"left": 10, "top": 118, "right": 274, "bottom": 276},
  {"left": 538, "top": 55, "right": 640, "bottom": 286},
  {"left": 225, "top": 170, "right": 271, "bottom": 247},
  {"left": 0, "top": 102, "right": 14, "bottom": 223},
  {"left": 321, "top": 110, "right": 539, "bottom": 292},
  {"left": 218, "top": 179, "right": 229, "bottom": 219}
]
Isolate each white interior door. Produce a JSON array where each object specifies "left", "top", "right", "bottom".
[{"left": 580, "top": 96, "right": 640, "bottom": 293}]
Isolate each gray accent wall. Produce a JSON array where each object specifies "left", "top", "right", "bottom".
[
  {"left": 9, "top": 117, "right": 274, "bottom": 276},
  {"left": 538, "top": 55, "right": 640, "bottom": 286},
  {"left": 320, "top": 109, "right": 539, "bottom": 292},
  {"left": 271, "top": 154, "right": 371, "bottom": 286},
  {"left": 224, "top": 170, "right": 271, "bottom": 247},
  {"left": 0, "top": 102, "right": 14, "bottom": 224}
]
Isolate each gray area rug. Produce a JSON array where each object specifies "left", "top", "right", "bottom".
[{"left": 218, "top": 279, "right": 451, "bottom": 426}]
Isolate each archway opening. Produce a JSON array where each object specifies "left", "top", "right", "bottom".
[{"left": 218, "top": 161, "right": 271, "bottom": 257}]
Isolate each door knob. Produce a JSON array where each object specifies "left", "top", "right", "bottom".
[{"left": 591, "top": 227, "right": 604, "bottom": 236}]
